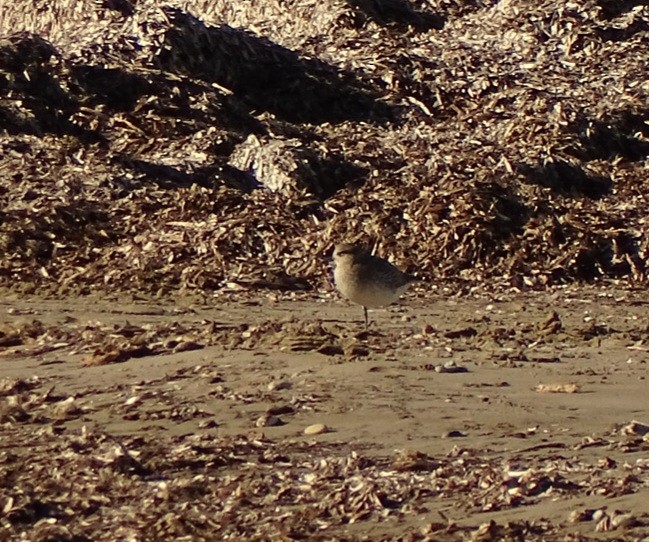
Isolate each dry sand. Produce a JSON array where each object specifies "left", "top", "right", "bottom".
[{"left": 1, "top": 285, "right": 648, "bottom": 540}]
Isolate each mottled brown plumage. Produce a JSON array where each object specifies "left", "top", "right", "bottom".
[{"left": 333, "top": 243, "right": 417, "bottom": 328}]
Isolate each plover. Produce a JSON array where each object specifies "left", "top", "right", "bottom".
[{"left": 332, "top": 243, "right": 418, "bottom": 328}]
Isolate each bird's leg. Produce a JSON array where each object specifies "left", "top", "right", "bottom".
[{"left": 364, "top": 306, "right": 369, "bottom": 329}]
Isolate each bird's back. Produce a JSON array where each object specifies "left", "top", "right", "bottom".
[
  {"left": 333, "top": 242, "right": 419, "bottom": 316},
  {"left": 355, "top": 251, "right": 416, "bottom": 289}
]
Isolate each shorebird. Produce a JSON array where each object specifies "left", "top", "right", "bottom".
[{"left": 332, "top": 243, "right": 418, "bottom": 328}]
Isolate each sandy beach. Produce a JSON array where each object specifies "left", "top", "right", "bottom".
[{"left": 2, "top": 286, "right": 648, "bottom": 540}]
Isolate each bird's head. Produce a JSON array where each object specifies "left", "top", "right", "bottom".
[{"left": 332, "top": 243, "right": 364, "bottom": 263}]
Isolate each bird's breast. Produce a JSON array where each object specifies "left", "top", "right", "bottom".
[{"left": 334, "top": 265, "right": 408, "bottom": 308}]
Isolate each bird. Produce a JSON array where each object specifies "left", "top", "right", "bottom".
[{"left": 332, "top": 243, "right": 418, "bottom": 328}]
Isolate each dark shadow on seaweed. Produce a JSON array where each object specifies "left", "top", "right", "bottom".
[
  {"left": 344, "top": 0, "right": 445, "bottom": 31},
  {"left": 595, "top": 18, "right": 649, "bottom": 41},
  {"left": 519, "top": 160, "right": 612, "bottom": 200},
  {"left": 111, "top": 156, "right": 270, "bottom": 194},
  {"left": 113, "top": 156, "right": 238, "bottom": 191},
  {"left": 101, "top": 0, "right": 135, "bottom": 17},
  {"left": 0, "top": 32, "right": 56, "bottom": 72},
  {"left": 157, "top": 8, "right": 397, "bottom": 125},
  {"left": 120, "top": 158, "right": 209, "bottom": 189},
  {"left": 0, "top": 34, "right": 103, "bottom": 142},
  {"left": 0, "top": 34, "right": 263, "bottom": 145},
  {"left": 68, "top": 64, "right": 266, "bottom": 143},
  {"left": 597, "top": 0, "right": 649, "bottom": 19},
  {"left": 573, "top": 230, "right": 644, "bottom": 280},
  {"left": 595, "top": 0, "right": 649, "bottom": 40},
  {"left": 0, "top": 105, "right": 42, "bottom": 136},
  {"left": 295, "top": 153, "right": 369, "bottom": 200},
  {"left": 567, "top": 110, "right": 649, "bottom": 162},
  {"left": 214, "top": 164, "right": 263, "bottom": 193},
  {"left": 480, "top": 182, "right": 530, "bottom": 241},
  {"left": 70, "top": 66, "right": 154, "bottom": 111},
  {"left": 112, "top": 151, "right": 367, "bottom": 200}
]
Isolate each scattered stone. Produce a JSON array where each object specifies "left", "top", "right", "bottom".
[
  {"left": 443, "top": 430, "right": 466, "bottom": 438},
  {"left": 52, "top": 397, "right": 82, "bottom": 419},
  {"left": 197, "top": 419, "right": 219, "bottom": 429},
  {"left": 435, "top": 361, "right": 468, "bottom": 374},
  {"left": 124, "top": 396, "right": 142, "bottom": 408},
  {"left": 592, "top": 509, "right": 607, "bottom": 522},
  {"left": 611, "top": 512, "right": 637, "bottom": 529},
  {"left": 268, "top": 380, "right": 292, "bottom": 392},
  {"left": 568, "top": 509, "right": 596, "bottom": 523},
  {"left": 569, "top": 507, "right": 638, "bottom": 530},
  {"left": 207, "top": 373, "right": 224, "bottom": 384},
  {"left": 304, "top": 423, "right": 328, "bottom": 435},
  {"left": 391, "top": 450, "right": 439, "bottom": 472},
  {"left": 535, "top": 383, "right": 580, "bottom": 393},
  {"left": 256, "top": 415, "right": 284, "bottom": 428},
  {"left": 444, "top": 327, "right": 477, "bottom": 339},
  {"left": 621, "top": 420, "right": 649, "bottom": 436},
  {"left": 0, "top": 398, "right": 30, "bottom": 423},
  {"left": 172, "top": 340, "right": 204, "bottom": 353}
]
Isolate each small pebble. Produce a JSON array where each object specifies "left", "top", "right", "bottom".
[
  {"left": 592, "top": 509, "right": 607, "bottom": 522},
  {"left": 304, "top": 423, "right": 328, "bottom": 435},
  {"left": 442, "top": 430, "right": 466, "bottom": 438},
  {"left": 256, "top": 415, "right": 283, "bottom": 428},
  {"left": 198, "top": 419, "right": 219, "bottom": 429},
  {"left": 53, "top": 397, "right": 80, "bottom": 419},
  {"left": 622, "top": 420, "right": 649, "bottom": 436},
  {"left": 435, "top": 362, "right": 468, "bottom": 373},
  {"left": 172, "top": 341, "right": 203, "bottom": 353},
  {"left": 268, "top": 380, "right": 292, "bottom": 392},
  {"left": 568, "top": 508, "right": 595, "bottom": 523},
  {"left": 422, "top": 324, "right": 436, "bottom": 334},
  {"left": 124, "top": 396, "right": 142, "bottom": 407}
]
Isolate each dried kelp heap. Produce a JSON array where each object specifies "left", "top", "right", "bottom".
[{"left": 0, "top": 0, "right": 648, "bottom": 295}]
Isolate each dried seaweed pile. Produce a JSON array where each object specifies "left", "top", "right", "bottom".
[
  {"left": 0, "top": 314, "right": 377, "bottom": 365},
  {"left": 0, "top": 295, "right": 609, "bottom": 366},
  {"left": 2, "top": 375, "right": 648, "bottom": 541},
  {"left": 1, "top": 0, "right": 648, "bottom": 295}
]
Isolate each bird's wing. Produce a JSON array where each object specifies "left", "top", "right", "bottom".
[{"left": 361, "top": 254, "right": 413, "bottom": 288}]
